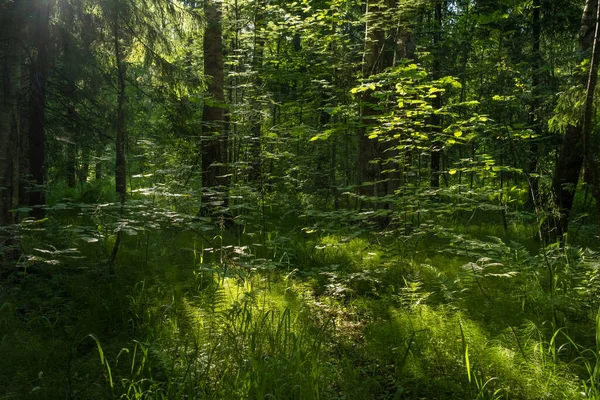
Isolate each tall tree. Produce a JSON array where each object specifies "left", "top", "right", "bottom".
[
  {"left": 552, "top": 0, "right": 598, "bottom": 240},
  {"left": 113, "top": 1, "right": 128, "bottom": 204},
  {"left": 430, "top": 0, "right": 443, "bottom": 188},
  {"left": 527, "top": 0, "right": 542, "bottom": 207},
  {"left": 358, "top": 0, "right": 394, "bottom": 213},
  {"left": 583, "top": 0, "right": 600, "bottom": 224},
  {"left": 27, "top": 0, "right": 54, "bottom": 219},
  {"left": 202, "top": 0, "right": 228, "bottom": 210},
  {"left": 248, "top": 0, "right": 265, "bottom": 183},
  {"left": 0, "top": 1, "right": 23, "bottom": 253}
]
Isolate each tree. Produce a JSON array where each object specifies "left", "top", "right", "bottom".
[
  {"left": 27, "top": 0, "right": 54, "bottom": 219},
  {"left": 429, "top": 0, "right": 443, "bottom": 189},
  {"left": 582, "top": 0, "right": 600, "bottom": 225},
  {"left": 527, "top": 0, "right": 542, "bottom": 208},
  {"left": 358, "top": 0, "right": 396, "bottom": 214},
  {"left": 112, "top": 1, "right": 128, "bottom": 204},
  {"left": 552, "top": 0, "right": 599, "bottom": 240},
  {"left": 0, "top": 0, "right": 24, "bottom": 263},
  {"left": 202, "top": 0, "right": 229, "bottom": 212},
  {"left": 247, "top": 0, "right": 266, "bottom": 184}
]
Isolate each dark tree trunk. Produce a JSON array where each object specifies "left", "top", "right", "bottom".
[
  {"left": 552, "top": 0, "right": 598, "bottom": 240},
  {"left": 28, "top": 0, "right": 52, "bottom": 220},
  {"left": 388, "top": 4, "right": 416, "bottom": 195},
  {"left": 62, "top": 19, "right": 83, "bottom": 189},
  {"left": 430, "top": 1, "right": 443, "bottom": 189},
  {"left": 67, "top": 145, "right": 77, "bottom": 188},
  {"left": 248, "top": 1, "right": 264, "bottom": 183},
  {"left": 95, "top": 148, "right": 103, "bottom": 181},
  {"left": 114, "top": 11, "right": 127, "bottom": 204},
  {"left": 331, "top": 136, "right": 339, "bottom": 210},
  {"left": 0, "top": 2, "right": 22, "bottom": 227},
  {"left": 582, "top": 0, "right": 600, "bottom": 227},
  {"left": 359, "top": 0, "right": 392, "bottom": 212},
  {"left": 528, "top": 0, "right": 542, "bottom": 208},
  {"left": 201, "top": 0, "right": 228, "bottom": 210},
  {"left": 78, "top": 148, "right": 90, "bottom": 185},
  {"left": 108, "top": 4, "right": 128, "bottom": 268}
]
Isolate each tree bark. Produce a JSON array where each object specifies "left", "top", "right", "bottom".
[
  {"left": 248, "top": 0, "right": 264, "bottom": 183},
  {"left": 430, "top": 1, "right": 443, "bottom": 188},
  {"left": 552, "top": 0, "right": 598, "bottom": 240},
  {"left": 28, "top": 0, "right": 53, "bottom": 219},
  {"left": 201, "top": 0, "right": 228, "bottom": 211},
  {"left": 67, "top": 145, "right": 77, "bottom": 188},
  {"left": 95, "top": 148, "right": 103, "bottom": 181},
  {"left": 0, "top": 7, "right": 21, "bottom": 221},
  {"left": 582, "top": 0, "right": 600, "bottom": 227},
  {"left": 527, "top": 0, "right": 542, "bottom": 208},
  {"left": 108, "top": 4, "right": 128, "bottom": 267},
  {"left": 78, "top": 147, "right": 90, "bottom": 185},
  {"left": 0, "top": 1, "right": 23, "bottom": 266},
  {"left": 359, "top": 0, "right": 392, "bottom": 213},
  {"left": 114, "top": 9, "right": 127, "bottom": 205}
]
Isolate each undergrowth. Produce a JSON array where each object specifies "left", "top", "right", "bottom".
[{"left": 2, "top": 209, "right": 600, "bottom": 399}]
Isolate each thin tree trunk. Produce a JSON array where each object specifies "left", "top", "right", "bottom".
[
  {"left": 95, "top": 148, "right": 103, "bottom": 181},
  {"left": 109, "top": 5, "right": 127, "bottom": 267},
  {"left": 28, "top": 0, "right": 53, "bottom": 219},
  {"left": 248, "top": 0, "right": 264, "bottom": 183},
  {"left": 201, "top": 0, "right": 228, "bottom": 212},
  {"left": 528, "top": 0, "right": 542, "bottom": 208},
  {"left": 114, "top": 11, "right": 127, "bottom": 205},
  {"left": 67, "top": 145, "right": 77, "bottom": 188},
  {"left": 78, "top": 147, "right": 90, "bottom": 184},
  {"left": 430, "top": 1, "right": 443, "bottom": 188},
  {"left": 331, "top": 136, "right": 339, "bottom": 210}
]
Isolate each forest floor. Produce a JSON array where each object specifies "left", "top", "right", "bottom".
[{"left": 1, "top": 207, "right": 600, "bottom": 399}]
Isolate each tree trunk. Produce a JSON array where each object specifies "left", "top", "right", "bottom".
[
  {"left": 552, "top": 0, "right": 599, "bottom": 240},
  {"left": 527, "top": 0, "right": 542, "bottom": 208},
  {"left": 582, "top": 0, "right": 600, "bottom": 227},
  {"left": 67, "top": 145, "right": 77, "bottom": 188},
  {"left": 359, "top": 0, "right": 392, "bottom": 213},
  {"left": 114, "top": 10, "right": 127, "bottom": 204},
  {"left": 331, "top": 136, "right": 339, "bottom": 210},
  {"left": 430, "top": 1, "right": 443, "bottom": 188},
  {"left": 95, "top": 148, "right": 103, "bottom": 181},
  {"left": 108, "top": 4, "right": 128, "bottom": 267},
  {"left": 248, "top": 0, "right": 264, "bottom": 183},
  {"left": 0, "top": 16, "right": 21, "bottom": 220},
  {"left": 0, "top": 1, "right": 23, "bottom": 266},
  {"left": 28, "top": 0, "right": 53, "bottom": 220},
  {"left": 201, "top": 0, "right": 228, "bottom": 211},
  {"left": 78, "top": 147, "right": 90, "bottom": 185}
]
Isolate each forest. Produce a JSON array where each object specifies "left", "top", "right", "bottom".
[{"left": 2, "top": 0, "right": 600, "bottom": 398}]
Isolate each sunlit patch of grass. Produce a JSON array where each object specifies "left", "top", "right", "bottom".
[
  {"left": 353, "top": 303, "right": 582, "bottom": 399},
  {"left": 111, "top": 269, "right": 339, "bottom": 399}
]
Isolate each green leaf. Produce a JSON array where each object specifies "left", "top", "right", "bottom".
[
  {"left": 88, "top": 334, "right": 114, "bottom": 389},
  {"left": 465, "top": 344, "right": 471, "bottom": 383},
  {"left": 10, "top": 207, "right": 33, "bottom": 213}
]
